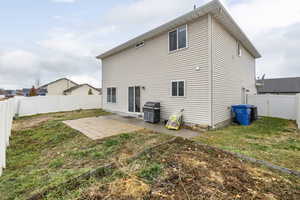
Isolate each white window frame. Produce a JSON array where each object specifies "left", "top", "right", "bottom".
[
  {"left": 128, "top": 86, "right": 141, "bottom": 113},
  {"left": 107, "top": 87, "right": 117, "bottom": 104},
  {"left": 171, "top": 80, "right": 186, "bottom": 97},
  {"left": 168, "top": 24, "right": 188, "bottom": 53}
]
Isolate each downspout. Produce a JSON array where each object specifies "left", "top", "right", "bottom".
[
  {"left": 208, "top": 14, "right": 214, "bottom": 128},
  {"left": 98, "top": 59, "right": 104, "bottom": 109}
]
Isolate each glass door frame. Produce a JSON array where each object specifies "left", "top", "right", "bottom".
[{"left": 128, "top": 86, "right": 141, "bottom": 113}]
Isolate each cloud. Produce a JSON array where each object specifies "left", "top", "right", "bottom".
[
  {"left": 106, "top": 0, "right": 207, "bottom": 33},
  {"left": 51, "top": 0, "right": 77, "bottom": 3},
  {"left": 255, "top": 23, "right": 300, "bottom": 78},
  {"left": 2, "top": 0, "right": 300, "bottom": 89},
  {"left": 224, "top": 0, "right": 300, "bottom": 38},
  {"left": 107, "top": 0, "right": 199, "bottom": 24},
  {"left": 0, "top": 25, "right": 109, "bottom": 89},
  {"left": 0, "top": 50, "right": 41, "bottom": 88},
  {"left": 38, "top": 25, "right": 117, "bottom": 56}
]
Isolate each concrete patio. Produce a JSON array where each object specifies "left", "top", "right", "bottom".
[{"left": 64, "top": 114, "right": 201, "bottom": 140}]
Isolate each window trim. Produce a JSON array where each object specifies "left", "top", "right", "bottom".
[
  {"left": 171, "top": 80, "right": 186, "bottom": 97},
  {"left": 168, "top": 24, "right": 188, "bottom": 53},
  {"left": 107, "top": 87, "right": 117, "bottom": 104},
  {"left": 168, "top": 30, "right": 178, "bottom": 52},
  {"left": 128, "top": 86, "right": 142, "bottom": 113}
]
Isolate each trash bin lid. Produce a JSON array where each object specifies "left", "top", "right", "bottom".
[{"left": 232, "top": 104, "right": 254, "bottom": 109}]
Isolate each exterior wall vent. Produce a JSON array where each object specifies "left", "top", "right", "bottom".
[{"left": 135, "top": 41, "right": 145, "bottom": 48}]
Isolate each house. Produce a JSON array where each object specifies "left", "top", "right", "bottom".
[
  {"left": 21, "top": 88, "right": 47, "bottom": 96},
  {"left": 21, "top": 88, "right": 30, "bottom": 96},
  {"left": 4, "top": 90, "right": 16, "bottom": 98},
  {"left": 39, "top": 78, "right": 78, "bottom": 95},
  {"left": 37, "top": 88, "right": 47, "bottom": 96},
  {"left": 0, "top": 89, "right": 5, "bottom": 96},
  {"left": 16, "top": 89, "right": 24, "bottom": 96},
  {"left": 63, "top": 84, "right": 102, "bottom": 95},
  {"left": 96, "top": 0, "right": 261, "bottom": 128},
  {"left": 257, "top": 77, "right": 300, "bottom": 95},
  {"left": 39, "top": 78, "right": 101, "bottom": 96}
]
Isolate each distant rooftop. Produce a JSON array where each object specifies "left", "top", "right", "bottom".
[{"left": 257, "top": 77, "right": 300, "bottom": 93}]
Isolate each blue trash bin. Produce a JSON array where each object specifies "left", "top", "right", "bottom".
[{"left": 232, "top": 104, "right": 253, "bottom": 126}]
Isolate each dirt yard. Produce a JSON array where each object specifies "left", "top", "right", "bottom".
[
  {"left": 0, "top": 109, "right": 172, "bottom": 200},
  {"left": 3, "top": 111, "right": 300, "bottom": 200},
  {"left": 45, "top": 138, "right": 300, "bottom": 200}
]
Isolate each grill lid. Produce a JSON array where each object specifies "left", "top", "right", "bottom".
[{"left": 143, "top": 102, "right": 160, "bottom": 109}]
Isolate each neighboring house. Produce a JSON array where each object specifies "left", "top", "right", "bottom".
[
  {"left": 16, "top": 90, "right": 24, "bottom": 96},
  {"left": 4, "top": 90, "right": 16, "bottom": 98},
  {"left": 21, "top": 88, "right": 47, "bottom": 96},
  {"left": 0, "top": 89, "right": 5, "bottom": 95},
  {"left": 39, "top": 78, "right": 78, "bottom": 96},
  {"left": 96, "top": 0, "right": 261, "bottom": 128},
  {"left": 63, "top": 84, "right": 101, "bottom": 95},
  {"left": 257, "top": 77, "right": 300, "bottom": 95},
  {"left": 22, "top": 88, "right": 30, "bottom": 96},
  {"left": 37, "top": 88, "right": 47, "bottom": 96}
]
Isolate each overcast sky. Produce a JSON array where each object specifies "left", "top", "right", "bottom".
[{"left": 1, "top": 0, "right": 300, "bottom": 89}]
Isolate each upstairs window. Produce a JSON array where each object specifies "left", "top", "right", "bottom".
[
  {"left": 169, "top": 25, "right": 187, "bottom": 52},
  {"left": 169, "top": 30, "right": 177, "bottom": 51},
  {"left": 171, "top": 80, "right": 185, "bottom": 97},
  {"left": 107, "top": 87, "right": 117, "bottom": 103},
  {"left": 178, "top": 26, "right": 187, "bottom": 49}
]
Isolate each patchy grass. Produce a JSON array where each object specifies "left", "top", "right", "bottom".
[
  {"left": 2, "top": 111, "right": 299, "bottom": 200},
  {"left": 43, "top": 138, "right": 300, "bottom": 200},
  {"left": 194, "top": 117, "right": 300, "bottom": 171},
  {"left": 0, "top": 109, "right": 172, "bottom": 200},
  {"left": 137, "top": 162, "right": 163, "bottom": 182},
  {"left": 12, "top": 109, "right": 110, "bottom": 132}
]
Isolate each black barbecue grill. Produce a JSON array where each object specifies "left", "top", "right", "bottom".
[{"left": 143, "top": 102, "right": 160, "bottom": 123}]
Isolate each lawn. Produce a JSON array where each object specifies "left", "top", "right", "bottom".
[
  {"left": 194, "top": 117, "right": 300, "bottom": 171},
  {"left": 1, "top": 111, "right": 299, "bottom": 200},
  {"left": 0, "top": 109, "right": 172, "bottom": 200}
]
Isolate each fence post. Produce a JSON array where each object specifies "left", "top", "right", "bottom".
[
  {"left": 0, "top": 102, "right": 5, "bottom": 175},
  {"left": 267, "top": 94, "right": 270, "bottom": 117},
  {"left": 0, "top": 99, "right": 15, "bottom": 176}
]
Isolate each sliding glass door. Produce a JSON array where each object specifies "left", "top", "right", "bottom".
[{"left": 128, "top": 86, "right": 141, "bottom": 113}]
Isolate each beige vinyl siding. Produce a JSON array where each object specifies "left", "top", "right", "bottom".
[
  {"left": 47, "top": 79, "right": 77, "bottom": 96},
  {"left": 211, "top": 17, "right": 257, "bottom": 125},
  {"left": 102, "top": 15, "right": 210, "bottom": 125}
]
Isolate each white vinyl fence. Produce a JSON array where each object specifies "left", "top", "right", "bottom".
[
  {"left": 0, "top": 95, "right": 102, "bottom": 176},
  {"left": 248, "top": 94, "right": 300, "bottom": 128},
  {"left": 0, "top": 99, "right": 15, "bottom": 176},
  {"left": 16, "top": 95, "right": 102, "bottom": 117}
]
